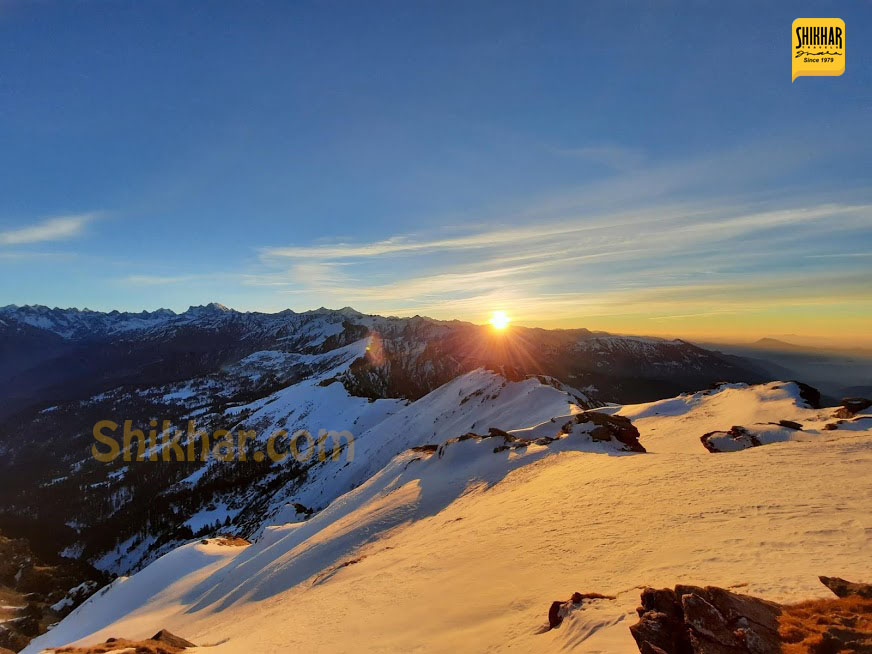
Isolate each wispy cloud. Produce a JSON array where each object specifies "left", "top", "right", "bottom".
[
  {"left": 261, "top": 202, "right": 869, "bottom": 266},
  {"left": 806, "top": 252, "right": 872, "bottom": 259},
  {"left": 0, "top": 213, "right": 98, "bottom": 246},
  {"left": 246, "top": 198, "right": 871, "bottom": 337}
]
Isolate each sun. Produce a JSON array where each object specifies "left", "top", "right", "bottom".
[{"left": 488, "top": 310, "right": 510, "bottom": 330}]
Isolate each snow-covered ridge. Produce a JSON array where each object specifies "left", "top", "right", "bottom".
[
  {"left": 75, "top": 366, "right": 597, "bottom": 575},
  {"left": 0, "top": 303, "right": 462, "bottom": 340},
  {"left": 261, "top": 369, "right": 597, "bottom": 529},
  {"left": 0, "top": 303, "right": 356, "bottom": 340},
  {"left": 616, "top": 380, "right": 851, "bottom": 454}
]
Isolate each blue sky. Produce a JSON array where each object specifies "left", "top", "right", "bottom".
[{"left": 1, "top": 1, "right": 870, "bottom": 343}]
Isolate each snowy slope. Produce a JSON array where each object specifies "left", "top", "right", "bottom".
[
  {"left": 616, "top": 381, "right": 836, "bottom": 453},
  {"left": 261, "top": 368, "right": 593, "bottom": 529},
  {"left": 24, "top": 382, "right": 872, "bottom": 653},
  {"left": 29, "top": 539, "right": 247, "bottom": 650}
]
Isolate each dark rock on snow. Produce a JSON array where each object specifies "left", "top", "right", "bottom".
[
  {"left": 572, "top": 411, "right": 647, "bottom": 453},
  {"left": 151, "top": 629, "right": 197, "bottom": 648},
  {"left": 840, "top": 397, "right": 872, "bottom": 414},
  {"left": 630, "top": 585, "right": 781, "bottom": 654},
  {"left": 547, "top": 591, "right": 616, "bottom": 629},
  {"left": 778, "top": 419, "right": 803, "bottom": 430},
  {"left": 700, "top": 425, "right": 761, "bottom": 453},
  {"left": 819, "top": 575, "right": 872, "bottom": 600},
  {"left": 833, "top": 397, "right": 872, "bottom": 419},
  {"left": 793, "top": 381, "right": 822, "bottom": 409},
  {"left": 630, "top": 579, "right": 872, "bottom": 653}
]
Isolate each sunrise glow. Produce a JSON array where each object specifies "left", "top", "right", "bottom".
[{"left": 489, "top": 311, "right": 510, "bottom": 330}]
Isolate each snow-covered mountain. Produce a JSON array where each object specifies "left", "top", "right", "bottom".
[
  {"left": 0, "top": 303, "right": 768, "bottom": 423},
  {"left": 0, "top": 303, "right": 835, "bottom": 652},
  {"left": 21, "top": 381, "right": 872, "bottom": 654}
]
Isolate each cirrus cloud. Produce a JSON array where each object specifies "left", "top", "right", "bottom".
[{"left": 0, "top": 213, "right": 99, "bottom": 246}]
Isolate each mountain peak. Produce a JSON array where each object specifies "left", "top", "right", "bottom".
[{"left": 184, "top": 302, "right": 232, "bottom": 315}]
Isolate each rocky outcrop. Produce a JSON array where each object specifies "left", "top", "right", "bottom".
[
  {"left": 630, "top": 581, "right": 872, "bottom": 654},
  {"left": 795, "top": 382, "right": 822, "bottom": 409},
  {"left": 819, "top": 576, "right": 872, "bottom": 599},
  {"left": 700, "top": 420, "right": 804, "bottom": 453},
  {"left": 701, "top": 426, "right": 761, "bottom": 452},
  {"left": 630, "top": 585, "right": 781, "bottom": 653},
  {"left": 833, "top": 398, "right": 872, "bottom": 419},
  {"left": 566, "top": 412, "right": 647, "bottom": 453},
  {"left": 151, "top": 629, "right": 197, "bottom": 648}
]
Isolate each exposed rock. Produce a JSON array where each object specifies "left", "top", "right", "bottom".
[
  {"left": 840, "top": 397, "right": 872, "bottom": 415},
  {"left": 546, "top": 591, "right": 616, "bottom": 629},
  {"left": 212, "top": 536, "right": 250, "bottom": 547},
  {"left": 0, "top": 647, "right": 17, "bottom": 654},
  {"left": 630, "top": 587, "right": 687, "bottom": 653},
  {"left": 640, "top": 644, "right": 669, "bottom": 654},
  {"left": 823, "top": 423, "right": 838, "bottom": 431},
  {"left": 793, "top": 382, "right": 822, "bottom": 409},
  {"left": 151, "top": 629, "right": 197, "bottom": 648},
  {"left": 700, "top": 425, "right": 760, "bottom": 453},
  {"left": 778, "top": 419, "right": 803, "bottom": 430},
  {"left": 631, "top": 582, "right": 872, "bottom": 653},
  {"left": 630, "top": 585, "right": 781, "bottom": 653},
  {"left": 573, "top": 411, "right": 646, "bottom": 452},
  {"left": 819, "top": 576, "right": 872, "bottom": 599}
]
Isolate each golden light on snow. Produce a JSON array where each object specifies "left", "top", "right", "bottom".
[{"left": 488, "top": 310, "right": 510, "bottom": 330}]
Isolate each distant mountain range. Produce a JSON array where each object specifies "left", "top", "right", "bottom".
[
  {"left": 748, "top": 336, "right": 872, "bottom": 356},
  {"left": 0, "top": 303, "right": 770, "bottom": 422},
  {"left": 698, "top": 335, "right": 871, "bottom": 401}
]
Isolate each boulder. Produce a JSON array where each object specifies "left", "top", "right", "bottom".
[
  {"left": 151, "top": 629, "right": 197, "bottom": 648},
  {"left": 778, "top": 419, "right": 803, "bottom": 430},
  {"left": 819, "top": 576, "right": 872, "bottom": 599}
]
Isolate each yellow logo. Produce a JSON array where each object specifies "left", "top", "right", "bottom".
[{"left": 793, "top": 18, "right": 845, "bottom": 82}]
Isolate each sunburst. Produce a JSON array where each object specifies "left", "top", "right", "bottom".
[{"left": 488, "top": 311, "right": 510, "bottom": 330}]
